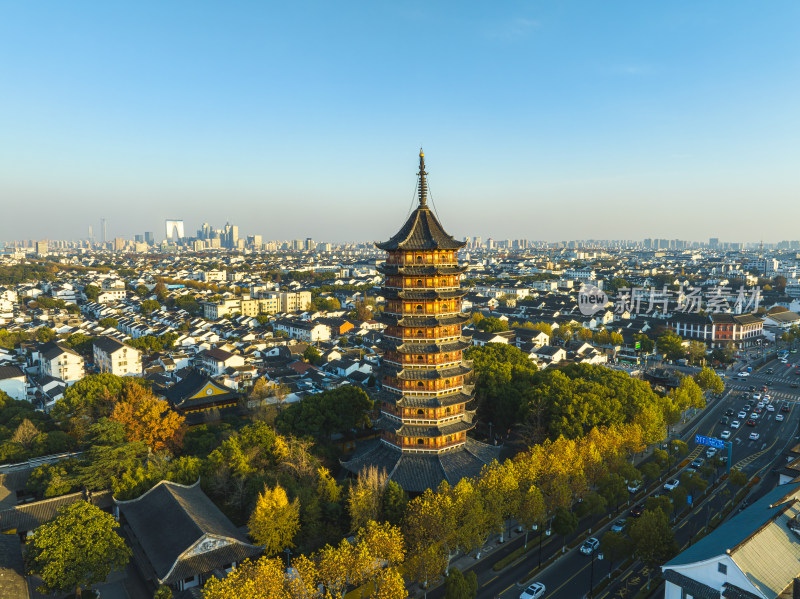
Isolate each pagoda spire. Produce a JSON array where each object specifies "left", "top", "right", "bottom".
[{"left": 417, "top": 148, "right": 428, "bottom": 207}]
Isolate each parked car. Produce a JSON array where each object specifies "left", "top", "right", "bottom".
[
  {"left": 731, "top": 420, "right": 741, "bottom": 428},
  {"left": 611, "top": 519, "right": 626, "bottom": 533},
  {"left": 664, "top": 479, "right": 680, "bottom": 491},
  {"left": 520, "top": 582, "right": 546, "bottom": 599},
  {"left": 720, "top": 430, "right": 731, "bottom": 439},
  {"left": 749, "top": 432, "right": 760, "bottom": 441},
  {"left": 580, "top": 538, "right": 600, "bottom": 555}
]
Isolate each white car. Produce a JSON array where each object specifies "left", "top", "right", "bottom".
[
  {"left": 764, "top": 394, "right": 771, "bottom": 401},
  {"left": 767, "top": 404, "right": 775, "bottom": 412},
  {"left": 580, "top": 537, "right": 600, "bottom": 555},
  {"left": 664, "top": 479, "right": 680, "bottom": 491},
  {"left": 520, "top": 582, "right": 546, "bottom": 599},
  {"left": 749, "top": 432, "right": 760, "bottom": 441},
  {"left": 776, "top": 413, "right": 785, "bottom": 422},
  {"left": 739, "top": 371, "right": 750, "bottom": 377},
  {"left": 627, "top": 480, "right": 642, "bottom": 493},
  {"left": 731, "top": 420, "right": 741, "bottom": 428},
  {"left": 738, "top": 411, "right": 747, "bottom": 419},
  {"left": 720, "top": 430, "right": 731, "bottom": 439},
  {"left": 753, "top": 393, "right": 761, "bottom": 400},
  {"left": 750, "top": 412, "right": 759, "bottom": 419}
]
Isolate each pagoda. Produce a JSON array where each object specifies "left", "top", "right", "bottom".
[{"left": 342, "top": 150, "right": 500, "bottom": 493}]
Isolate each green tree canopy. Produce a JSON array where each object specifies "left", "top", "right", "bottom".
[
  {"left": 275, "top": 385, "right": 372, "bottom": 441},
  {"left": 25, "top": 501, "right": 131, "bottom": 597}
]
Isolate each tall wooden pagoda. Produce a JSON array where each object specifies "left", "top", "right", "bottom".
[{"left": 342, "top": 150, "right": 499, "bottom": 493}]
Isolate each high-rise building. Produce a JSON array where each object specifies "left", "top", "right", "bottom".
[
  {"left": 709, "top": 238, "right": 720, "bottom": 249},
  {"left": 165, "top": 220, "right": 185, "bottom": 242},
  {"left": 342, "top": 150, "right": 498, "bottom": 493},
  {"left": 144, "top": 232, "right": 154, "bottom": 245},
  {"left": 101, "top": 218, "right": 108, "bottom": 244},
  {"left": 134, "top": 234, "right": 144, "bottom": 243}
]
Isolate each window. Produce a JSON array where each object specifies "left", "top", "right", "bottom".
[
  {"left": 417, "top": 382, "right": 424, "bottom": 388},
  {"left": 417, "top": 409, "right": 424, "bottom": 416},
  {"left": 717, "top": 562, "right": 727, "bottom": 575},
  {"left": 417, "top": 438, "right": 424, "bottom": 445}
]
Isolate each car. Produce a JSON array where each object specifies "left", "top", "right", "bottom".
[
  {"left": 767, "top": 404, "right": 775, "bottom": 412},
  {"left": 719, "top": 416, "right": 728, "bottom": 425},
  {"left": 627, "top": 480, "right": 642, "bottom": 493},
  {"left": 776, "top": 413, "right": 785, "bottom": 422},
  {"left": 782, "top": 404, "right": 791, "bottom": 412},
  {"left": 691, "top": 457, "right": 705, "bottom": 468},
  {"left": 738, "top": 411, "right": 747, "bottom": 418},
  {"left": 744, "top": 404, "right": 752, "bottom": 411},
  {"left": 686, "top": 466, "right": 697, "bottom": 474},
  {"left": 749, "top": 432, "right": 760, "bottom": 441},
  {"left": 611, "top": 518, "right": 627, "bottom": 533},
  {"left": 706, "top": 447, "right": 718, "bottom": 458},
  {"left": 764, "top": 394, "right": 771, "bottom": 401},
  {"left": 793, "top": 348, "right": 798, "bottom": 353},
  {"left": 792, "top": 382, "right": 798, "bottom": 388},
  {"left": 753, "top": 393, "right": 761, "bottom": 400},
  {"left": 755, "top": 406, "right": 763, "bottom": 414},
  {"left": 725, "top": 408, "right": 734, "bottom": 416},
  {"left": 664, "top": 479, "right": 680, "bottom": 491},
  {"left": 751, "top": 412, "right": 759, "bottom": 419},
  {"left": 766, "top": 368, "right": 774, "bottom": 374},
  {"left": 766, "top": 381, "right": 773, "bottom": 387},
  {"left": 520, "top": 582, "right": 546, "bottom": 599},
  {"left": 738, "top": 371, "right": 750, "bottom": 377},
  {"left": 746, "top": 419, "right": 757, "bottom": 427},
  {"left": 629, "top": 505, "right": 644, "bottom": 517},
  {"left": 720, "top": 430, "right": 732, "bottom": 439},
  {"left": 748, "top": 385, "right": 756, "bottom": 392},
  {"left": 731, "top": 420, "right": 741, "bottom": 428},
  {"left": 580, "top": 537, "right": 600, "bottom": 555}
]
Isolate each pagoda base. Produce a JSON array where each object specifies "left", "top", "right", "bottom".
[{"left": 341, "top": 437, "right": 501, "bottom": 493}]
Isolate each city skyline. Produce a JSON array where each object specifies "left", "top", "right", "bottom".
[{"left": 2, "top": 2, "right": 799, "bottom": 242}]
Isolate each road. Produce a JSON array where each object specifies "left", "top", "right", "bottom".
[{"left": 434, "top": 352, "right": 800, "bottom": 599}]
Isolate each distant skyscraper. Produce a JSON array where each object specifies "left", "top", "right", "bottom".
[
  {"left": 305, "top": 237, "right": 315, "bottom": 251},
  {"left": 101, "top": 218, "right": 107, "bottom": 244},
  {"left": 144, "top": 232, "right": 154, "bottom": 245},
  {"left": 709, "top": 237, "right": 719, "bottom": 249},
  {"left": 165, "top": 220, "right": 185, "bottom": 242},
  {"left": 88, "top": 225, "right": 94, "bottom": 245},
  {"left": 134, "top": 234, "right": 144, "bottom": 243}
]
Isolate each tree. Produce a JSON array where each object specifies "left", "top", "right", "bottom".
[
  {"left": 629, "top": 509, "right": 677, "bottom": 584},
  {"left": 444, "top": 567, "right": 477, "bottom": 599},
  {"left": 670, "top": 486, "right": 688, "bottom": 509},
  {"left": 202, "top": 555, "right": 292, "bottom": 599},
  {"left": 551, "top": 507, "right": 578, "bottom": 552},
  {"left": 98, "top": 317, "right": 119, "bottom": 328},
  {"left": 693, "top": 367, "right": 724, "bottom": 394},
  {"left": 140, "top": 299, "right": 160, "bottom": 315},
  {"left": 110, "top": 385, "right": 185, "bottom": 453},
  {"left": 84, "top": 284, "right": 100, "bottom": 301},
  {"left": 601, "top": 531, "right": 631, "bottom": 573},
  {"left": 597, "top": 473, "right": 628, "bottom": 511},
  {"left": 657, "top": 331, "right": 684, "bottom": 360},
  {"left": 728, "top": 468, "right": 748, "bottom": 489},
  {"left": 382, "top": 480, "right": 407, "bottom": 526},
  {"left": 25, "top": 501, "right": 131, "bottom": 597},
  {"left": 348, "top": 465, "right": 387, "bottom": 532},
  {"left": 303, "top": 345, "right": 323, "bottom": 365},
  {"left": 374, "top": 567, "right": 408, "bottom": 599},
  {"left": 686, "top": 341, "right": 707, "bottom": 365},
  {"left": 11, "top": 418, "right": 40, "bottom": 450},
  {"left": 247, "top": 484, "right": 300, "bottom": 556},
  {"left": 476, "top": 316, "right": 508, "bottom": 333},
  {"left": 530, "top": 322, "right": 553, "bottom": 337},
  {"left": 36, "top": 327, "right": 56, "bottom": 343},
  {"left": 640, "top": 462, "right": 661, "bottom": 482},
  {"left": 154, "top": 585, "right": 173, "bottom": 599},
  {"left": 633, "top": 333, "right": 655, "bottom": 353}
]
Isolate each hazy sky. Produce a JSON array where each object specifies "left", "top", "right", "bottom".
[{"left": 2, "top": 2, "right": 799, "bottom": 244}]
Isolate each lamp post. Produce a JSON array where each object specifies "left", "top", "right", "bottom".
[
  {"left": 285, "top": 548, "right": 292, "bottom": 571},
  {"left": 488, "top": 421, "right": 493, "bottom": 444},
  {"left": 588, "top": 550, "right": 603, "bottom": 598}
]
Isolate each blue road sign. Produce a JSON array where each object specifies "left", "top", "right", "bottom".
[{"left": 695, "top": 434, "right": 725, "bottom": 450}]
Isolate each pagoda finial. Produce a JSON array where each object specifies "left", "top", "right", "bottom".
[{"left": 418, "top": 148, "right": 428, "bottom": 207}]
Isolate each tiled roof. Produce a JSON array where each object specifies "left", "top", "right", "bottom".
[
  {"left": 0, "top": 534, "right": 26, "bottom": 599},
  {"left": 93, "top": 335, "right": 127, "bottom": 354},
  {"left": 0, "top": 365, "right": 24, "bottom": 381},
  {"left": 662, "top": 570, "right": 718, "bottom": 599},
  {"left": 116, "top": 480, "right": 260, "bottom": 583},
  {"left": 0, "top": 491, "right": 113, "bottom": 533},
  {"left": 376, "top": 206, "right": 466, "bottom": 251}
]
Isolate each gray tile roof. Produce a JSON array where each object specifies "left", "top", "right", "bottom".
[
  {"left": 375, "top": 206, "right": 466, "bottom": 251},
  {"left": 116, "top": 480, "right": 260, "bottom": 584},
  {"left": 0, "top": 534, "right": 27, "bottom": 599}
]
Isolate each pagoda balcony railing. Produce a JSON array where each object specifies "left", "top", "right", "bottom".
[
  {"left": 380, "top": 435, "right": 466, "bottom": 453},
  {"left": 383, "top": 333, "right": 463, "bottom": 345},
  {"left": 381, "top": 409, "right": 466, "bottom": 424},
  {"left": 384, "top": 308, "right": 463, "bottom": 317},
  {"left": 382, "top": 384, "right": 467, "bottom": 397},
  {"left": 383, "top": 358, "right": 464, "bottom": 370}
]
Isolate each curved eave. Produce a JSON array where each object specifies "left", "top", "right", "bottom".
[
  {"left": 375, "top": 207, "right": 467, "bottom": 251},
  {"left": 380, "top": 338, "right": 472, "bottom": 353},
  {"left": 391, "top": 419, "right": 475, "bottom": 438},
  {"left": 384, "top": 364, "right": 473, "bottom": 380},
  {"left": 379, "top": 313, "right": 470, "bottom": 327},
  {"left": 376, "top": 387, "right": 475, "bottom": 407}
]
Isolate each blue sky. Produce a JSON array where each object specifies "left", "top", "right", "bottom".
[{"left": 1, "top": 1, "right": 799, "bottom": 243}]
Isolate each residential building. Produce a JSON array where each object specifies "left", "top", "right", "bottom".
[
  {"left": 195, "top": 347, "right": 245, "bottom": 376},
  {"left": 39, "top": 341, "right": 85, "bottom": 384},
  {"left": 272, "top": 318, "right": 331, "bottom": 342},
  {"left": 0, "top": 366, "right": 26, "bottom": 401},
  {"left": 662, "top": 483, "right": 800, "bottom": 599},
  {"left": 93, "top": 336, "right": 142, "bottom": 376}
]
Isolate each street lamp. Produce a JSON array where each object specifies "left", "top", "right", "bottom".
[
  {"left": 488, "top": 421, "right": 493, "bottom": 444},
  {"left": 588, "top": 551, "right": 604, "bottom": 598},
  {"left": 284, "top": 548, "right": 292, "bottom": 571}
]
